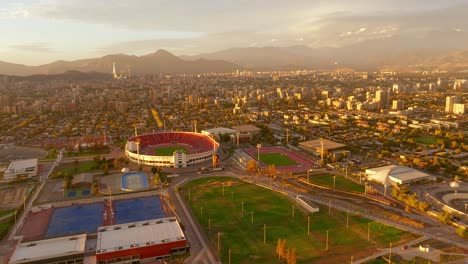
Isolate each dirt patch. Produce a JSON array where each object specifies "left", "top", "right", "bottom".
[{"left": 0, "top": 145, "right": 47, "bottom": 163}]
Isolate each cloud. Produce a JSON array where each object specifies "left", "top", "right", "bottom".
[
  {"left": 10, "top": 43, "right": 54, "bottom": 53},
  {"left": 0, "top": 3, "right": 29, "bottom": 19}
]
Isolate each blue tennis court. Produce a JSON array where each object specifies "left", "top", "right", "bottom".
[
  {"left": 45, "top": 203, "right": 103, "bottom": 238},
  {"left": 114, "top": 197, "right": 165, "bottom": 224},
  {"left": 121, "top": 172, "right": 149, "bottom": 191}
]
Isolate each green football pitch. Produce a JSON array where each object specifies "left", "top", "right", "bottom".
[
  {"left": 183, "top": 177, "right": 418, "bottom": 264},
  {"left": 259, "top": 153, "right": 298, "bottom": 166},
  {"left": 154, "top": 146, "right": 188, "bottom": 156}
]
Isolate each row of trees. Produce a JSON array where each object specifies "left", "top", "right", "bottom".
[
  {"left": 391, "top": 185, "right": 430, "bottom": 212},
  {"left": 276, "top": 239, "right": 296, "bottom": 264}
]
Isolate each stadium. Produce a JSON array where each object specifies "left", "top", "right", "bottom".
[{"left": 125, "top": 132, "right": 219, "bottom": 168}]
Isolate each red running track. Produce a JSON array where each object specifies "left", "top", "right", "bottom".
[{"left": 246, "top": 146, "right": 314, "bottom": 172}]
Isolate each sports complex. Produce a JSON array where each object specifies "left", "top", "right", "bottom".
[
  {"left": 245, "top": 146, "right": 314, "bottom": 172},
  {"left": 125, "top": 132, "right": 219, "bottom": 168},
  {"left": 12, "top": 195, "right": 188, "bottom": 264}
]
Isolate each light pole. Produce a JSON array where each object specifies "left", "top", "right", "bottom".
[
  {"left": 367, "top": 222, "right": 370, "bottom": 241},
  {"left": 217, "top": 232, "right": 221, "bottom": 253},
  {"left": 389, "top": 243, "right": 392, "bottom": 263},
  {"left": 326, "top": 230, "right": 329, "bottom": 251},
  {"left": 257, "top": 144, "right": 262, "bottom": 163},
  {"left": 135, "top": 141, "right": 141, "bottom": 166}
]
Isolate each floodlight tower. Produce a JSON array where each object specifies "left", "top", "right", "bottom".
[{"left": 320, "top": 137, "right": 324, "bottom": 167}]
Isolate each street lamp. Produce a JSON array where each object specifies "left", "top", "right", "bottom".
[{"left": 257, "top": 144, "right": 262, "bottom": 163}]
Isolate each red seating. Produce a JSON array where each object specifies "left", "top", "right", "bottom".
[{"left": 130, "top": 132, "right": 216, "bottom": 154}]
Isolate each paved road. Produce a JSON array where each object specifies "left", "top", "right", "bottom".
[{"left": 169, "top": 175, "right": 221, "bottom": 264}]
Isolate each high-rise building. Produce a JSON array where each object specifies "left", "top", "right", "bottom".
[
  {"left": 375, "top": 90, "right": 388, "bottom": 109},
  {"left": 112, "top": 62, "right": 117, "bottom": 79},
  {"left": 392, "top": 100, "right": 405, "bottom": 111},
  {"left": 453, "top": 103, "right": 466, "bottom": 115},
  {"left": 445, "top": 96, "right": 460, "bottom": 113}
]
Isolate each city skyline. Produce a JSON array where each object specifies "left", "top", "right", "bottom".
[{"left": 2, "top": 0, "right": 468, "bottom": 65}]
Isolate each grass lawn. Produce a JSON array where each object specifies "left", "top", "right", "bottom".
[
  {"left": 414, "top": 136, "right": 438, "bottom": 145},
  {"left": 65, "top": 150, "right": 110, "bottom": 157},
  {"left": 50, "top": 160, "right": 98, "bottom": 178},
  {"left": 308, "top": 174, "right": 365, "bottom": 193},
  {"left": 0, "top": 209, "right": 16, "bottom": 218},
  {"left": 155, "top": 146, "right": 188, "bottom": 156},
  {"left": 259, "top": 153, "right": 298, "bottom": 166},
  {"left": 183, "top": 177, "right": 417, "bottom": 264},
  {"left": 0, "top": 217, "right": 14, "bottom": 240}
]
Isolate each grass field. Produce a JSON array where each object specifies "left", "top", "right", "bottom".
[
  {"left": 308, "top": 174, "right": 365, "bottom": 193},
  {"left": 414, "top": 136, "right": 438, "bottom": 145},
  {"left": 183, "top": 177, "right": 417, "bottom": 264},
  {"left": 50, "top": 160, "right": 98, "bottom": 178},
  {"left": 0, "top": 209, "right": 16, "bottom": 218},
  {"left": 0, "top": 217, "right": 14, "bottom": 240},
  {"left": 259, "top": 153, "right": 298, "bottom": 166},
  {"left": 155, "top": 146, "right": 188, "bottom": 156}
]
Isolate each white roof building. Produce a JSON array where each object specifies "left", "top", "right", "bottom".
[
  {"left": 366, "top": 165, "right": 435, "bottom": 185},
  {"left": 201, "top": 127, "right": 238, "bottom": 140},
  {"left": 4, "top": 159, "right": 38, "bottom": 180},
  {"left": 96, "top": 217, "right": 186, "bottom": 254},
  {"left": 9, "top": 234, "right": 86, "bottom": 264}
]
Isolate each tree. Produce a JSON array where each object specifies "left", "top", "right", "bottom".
[
  {"left": 456, "top": 227, "right": 468, "bottom": 238},
  {"left": 278, "top": 239, "right": 287, "bottom": 260},
  {"left": 288, "top": 248, "right": 296, "bottom": 264},
  {"left": 436, "top": 212, "right": 453, "bottom": 224},
  {"left": 73, "top": 159, "right": 79, "bottom": 172},
  {"left": 276, "top": 239, "right": 282, "bottom": 260},
  {"left": 246, "top": 160, "right": 258, "bottom": 174},
  {"left": 153, "top": 173, "right": 160, "bottom": 186}
]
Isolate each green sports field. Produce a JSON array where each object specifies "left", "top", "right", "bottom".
[
  {"left": 183, "top": 177, "right": 418, "bottom": 264},
  {"left": 154, "top": 146, "right": 188, "bottom": 156},
  {"left": 259, "top": 153, "right": 298, "bottom": 166},
  {"left": 308, "top": 174, "right": 365, "bottom": 193}
]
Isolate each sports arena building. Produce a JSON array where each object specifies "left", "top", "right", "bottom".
[
  {"left": 96, "top": 217, "right": 188, "bottom": 264},
  {"left": 125, "top": 132, "right": 219, "bottom": 168}
]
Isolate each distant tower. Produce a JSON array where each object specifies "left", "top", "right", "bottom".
[{"left": 112, "top": 62, "right": 117, "bottom": 79}]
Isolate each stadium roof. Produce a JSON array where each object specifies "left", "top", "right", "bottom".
[
  {"left": 232, "top": 124, "right": 261, "bottom": 133},
  {"left": 366, "top": 165, "right": 433, "bottom": 185},
  {"left": 202, "top": 127, "right": 238, "bottom": 135},
  {"left": 5, "top": 158, "right": 37, "bottom": 174},
  {"left": 9, "top": 234, "right": 86, "bottom": 264},
  {"left": 96, "top": 217, "right": 185, "bottom": 254},
  {"left": 299, "top": 139, "right": 346, "bottom": 150}
]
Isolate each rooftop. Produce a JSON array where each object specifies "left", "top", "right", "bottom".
[
  {"left": 300, "top": 138, "right": 346, "bottom": 150},
  {"left": 5, "top": 158, "right": 38, "bottom": 174},
  {"left": 232, "top": 124, "right": 261, "bottom": 133},
  {"left": 202, "top": 127, "right": 238, "bottom": 135},
  {"left": 366, "top": 165, "right": 430, "bottom": 183},
  {"left": 9, "top": 234, "right": 86, "bottom": 264},
  {"left": 96, "top": 217, "right": 185, "bottom": 254}
]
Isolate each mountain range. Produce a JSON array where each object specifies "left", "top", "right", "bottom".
[
  {"left": 0, "top": 49, "right": 241, "bottom": 76},
  {"left": 2, "top": 44, "right": 468, "bottom": 76}
]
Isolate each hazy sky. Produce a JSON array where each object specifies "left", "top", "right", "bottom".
[{"left": 1, "top": 0, "right": 468, "bottom": 65}]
